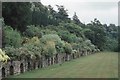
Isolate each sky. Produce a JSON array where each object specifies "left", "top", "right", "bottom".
[{"left": 41, "top": 0, "right": 119, "bottom": 25}]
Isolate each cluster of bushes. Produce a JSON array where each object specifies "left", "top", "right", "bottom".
[
  {"left": 1, "top": 2, "right": 118, "bottom": 61},
  {"left": 2, "top": 24, "right": 97, "bottom": 60}
]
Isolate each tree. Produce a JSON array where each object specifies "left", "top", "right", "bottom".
[
  {"left": 2, "top": 2, "right": 32, "bottom": 32},
  {"left": 32, "top": 2, "right": 49, "bottom": 26},
  {"left": 103, "top": 37, "right": 118, "bottom": 51},
  {"left": 47, "top": 5, "right": 58, "bottom": 25},
  {"left": 58, "top": 30, "right": 78, "bottom": 43},
  {"left": 59, "top": 22, "right": 84, "bottom": 38},
  {"left": 72, "top": 12, "right": 81, "bottom": 25},
  {"left": 56, "top": 5, "right": 70, "bottom": 23},
  {"left": 83, "top": 28, "right": 95, "bottom": 43},
  {"left": 86, "top": 18, "right": 106, "bottom": 50}
]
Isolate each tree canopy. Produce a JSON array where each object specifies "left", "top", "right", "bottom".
[{"left": 2, "top": 2, "right": 118, "bottom": 60}]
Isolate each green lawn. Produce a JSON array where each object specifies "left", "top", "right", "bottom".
[{"left": 9, "top": 52, "right": 118, "bottom": 78}]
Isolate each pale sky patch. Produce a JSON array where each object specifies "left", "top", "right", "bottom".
[{"left": 41, "top": 0, "right": 119, "bottom": 25}]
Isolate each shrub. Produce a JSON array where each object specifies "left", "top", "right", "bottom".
[
  {"left": 64, "top": 42, "right": 72, "bottom": 54},
  {"left": 4, "top": 36, "right": 42, "bottom": 60},
  {"left": 4, "top": 45, "right": 42, "bottom": 60},
  {"left": 3, "top": 25, "right": 22, "bottom": 48},
  {"left": 55, "top": 41, "right": 65, "bottom": 53},
  {"left": 4, "top": 47, "right": 23, "bottom": 60},
  {"left": 23, "top": 37, "right": 40, "bottom": 45},
  {"left": 22, "top": 36, "right": 42, "bottom": 59},
  {"left": 23, "top": 44, "right": 42, "bottom": 59},
  {"left": 42, "top": 41, "right": 56, "bottom": 57},
  {"left": 40, "top": 34, "right": 61, "bottom": 43},
  {"left": 41, "top": 34, "right": 65, "bottom": 54},
  {"left": 41, "top": 29, "right": 57, "bottom": 35},
  {"left": 59, "top": 22, "right": 83, "bottom": 37},
  {"left": 24, "top": 25, "right": 42, "bottom": 38},
  {"left": 0, "top": 48, "right": 10, "bottom": 62}
]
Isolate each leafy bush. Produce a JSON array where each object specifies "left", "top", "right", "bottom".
[
  {"left": 55, "top": 41, "right": 65, "bottom": 53},
  {"left": 64, "top": 42, "right": 72, "bottom": 54},
  {"left": 23, "top": 44, "right": 42, "bottom": 59},
  {"left": 103, "top": 37, "right": 118, "bottom": 52},
  {"left": 0, "top": 48, "right": 10, "bottom": 62},
  {"left": 71, "top": 43, "right": 79, "bottom": 50},
  {"left": 40, "top": 34, "right": 61, "bottom": 43},
  {"left": 59, "top": 22, "right": 83, "bottom": 37},
  {"left": 4, "top": 47, "right": 27, "bottom": 60},
  {"left": 3, "top": 26, "right": 22, "bottom": 48},
  {"left": 4, "top": 36, "right": 42, "bottom": 60},
  {"left": 85, "top": 40, "right": 96, "bottom": 52},
  {"left": 23, "top": 37, "right": 40, "bottom": 45},
  {"left": 4, "top": 45, "right": 42, "bottom": 60},
  {"left": 42, "top": 41, "right": 56, "bottom": 57},
  {"left": 58, "top": 30, "right": 79, "bottom": 43},
  {"left": 41, "top": 34, "right": 65, "bottom": 54},
  {"left": 24, "top": 25, "right": 42, "bottom": 38},
  {"left": 89, "top": 44, "right": 96, "bottom": 51},
  {"left": 40, "top": 28, "right": 57, "bottom": 35},
  {"left": 22, "top": 36, "right": 42, "bottom": 59}
]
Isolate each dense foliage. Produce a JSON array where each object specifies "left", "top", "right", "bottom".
[
  {"left": 3, "top": 25, "right": 22, "bottom": 48},
  {"left": 2, "top": 2, "right": 118, "bottom": 60}
]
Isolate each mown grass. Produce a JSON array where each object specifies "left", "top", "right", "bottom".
[{"left": 8, "top": 52, "right": 118, "bottom": 78}]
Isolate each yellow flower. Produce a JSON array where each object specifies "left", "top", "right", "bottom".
[{"left": 0, "top": 48, "right": 10, "bottom": 62}]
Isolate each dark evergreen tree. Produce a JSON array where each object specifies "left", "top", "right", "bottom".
[
  {"left": 32, "top": 2, "right": 49, "bottom": 26},
  {"left": 2, "top": 2, "right": 32, "bottom": 32},
  {"left": 56, "top": 5, "right": 70, "bottom": 23},
  {"left": 72, "top": 12, "right": 81, "bottom": 25}
]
